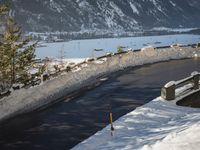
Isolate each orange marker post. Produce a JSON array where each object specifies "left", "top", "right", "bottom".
[{"left": 109, "top": 112, "right": 114, "bottom": 136}]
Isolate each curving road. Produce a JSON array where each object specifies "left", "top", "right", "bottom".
[{"left": 0, "top": 58, "right": 200, "bottom": 150}]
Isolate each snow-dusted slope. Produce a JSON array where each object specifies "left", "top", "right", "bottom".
[
  {"left": 2, "top": 0, "right": 200, "bottom": 32},
  {"left": 72, "top": 97, "right": 200, "bottom": 150}
]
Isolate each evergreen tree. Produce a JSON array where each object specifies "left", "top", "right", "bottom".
[
  {"left": 0, "top": 4, "right": 36, "bottom": 85},
  {"left": 0, "top": 4, "right": 10, "bottom": 83}
]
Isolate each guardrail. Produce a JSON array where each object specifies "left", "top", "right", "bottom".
[{"left": 161, "top": 71, "right": 200, "bottom": 100}]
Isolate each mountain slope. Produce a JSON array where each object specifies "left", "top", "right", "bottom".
[{"left": 1, "top": 0, "right": 200, "bottom": 32}]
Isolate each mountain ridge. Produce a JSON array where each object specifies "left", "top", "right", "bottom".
[{"left": 1, "top": 0, "right": 200, "bottom": 33}]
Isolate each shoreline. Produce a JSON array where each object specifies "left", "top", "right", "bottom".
[{"left": 0, "top": 45, "right": 199, "bottom": 123}]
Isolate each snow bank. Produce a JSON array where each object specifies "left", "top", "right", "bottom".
[
  {"left": 0, "top": 46, "right": 200, "bottom": 123},
  {"left": 72, "top": 97, "right": 200, "bottom": 150},
  {"left": 141, "top": 123, "right": 200, "bottom": 150},
  {"left": 164, "top": 81, "right": 175, "bottom": 88}
]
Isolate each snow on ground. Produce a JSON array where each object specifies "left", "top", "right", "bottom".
[
  {"left": 72, "top": 97, "right": 200, "bottom": 150},
  {"left": 29, "top": 58, "right": 85, "bottom": 75},
  {"left": 141, "top": 123, "right": 200, "bottom": 150},
  {"left": 52, "top": 58, "right": 86, "bottom": 65}
]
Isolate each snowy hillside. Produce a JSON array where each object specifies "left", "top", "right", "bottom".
[{"left": 1, "top": 0, "right": 200, "bottom": 32}]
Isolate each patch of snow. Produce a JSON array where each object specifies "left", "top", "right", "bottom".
[
  {"left": 175, "top": 83, "right": 193, "bottom": 97},
  {"left": 101, "top": 58, "right": 107, "bottom": 61},
  {"left": 77, "top": 0, "right": 89, "bottom": 8},
  {"left": 29, "top": 68, "right": 39, "bottom": 75},
  {"left": 105, "top": 16, "right": 116, "bottom": 28},
  {"left": 93, "top": 60, "right": 105, "bottom": 64},
  {"left": 60, "top": 58, "right": 85, "bottom": 64},
  {"left": 141, "top": 46, "right": 154, "bottom": 51},
  {"left": 49, "top": 0, "right": 63, "bottom": 13},
  {"left": 194, "top": 53, "right": 198, "bottom": 58},
  {"left": 150, "top": 0, "right": 158, "bottom": 6},
  {"left": 72, "top": 67, "right": 81, "bottom": 72},
  {"left": 150, "top": 0, "right": 162, "bottom": 12},
  {"left": 110, "top": 1, "right": 125, "bottom": 17},
  {"left": 141, "top": 123, "right": 200, "bottom": 150},
  {"left": 72, "top": 97, "right": 200, "bottom": 150},
  {"left": 81, "top": 63, "right": 88, "bottom": 68},
  {"left": 191, "top": 71, "right": 199, "bottom": 76},
  {"left": 164, "top": 81, "right": 175, "bottom": 88},
  {"left": 169, "top": 0, "right": 176, "bottom": 7},
  {"left": 100, "top": 77, "right": 108, "bottom": 81},
  {"left": 129, "top": 2, "right": 139, "bottom": 14}
]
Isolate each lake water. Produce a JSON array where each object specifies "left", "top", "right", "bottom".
[{"left": 35, "top": 34, "right": 200, "bottom": 59}]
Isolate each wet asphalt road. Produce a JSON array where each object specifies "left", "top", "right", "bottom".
[{"left": 0, "top": 58, "right": 200, "bottom": 150}]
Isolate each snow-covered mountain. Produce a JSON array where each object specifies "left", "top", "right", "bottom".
[{"left": 1, "top": 0, "right": 200, "bottom": 32}]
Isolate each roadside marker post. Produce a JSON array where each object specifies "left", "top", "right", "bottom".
[{"left": 109, "top": 112, "right": 114, "bottom": 136}]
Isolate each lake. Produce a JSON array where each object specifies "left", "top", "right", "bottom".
[{"left": 35, "top": 34, "right": 200, "bottom": 59}]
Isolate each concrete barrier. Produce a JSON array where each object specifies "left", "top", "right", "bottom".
[{"left": 161, "top": 72, "right": 200, "bottom": 100}]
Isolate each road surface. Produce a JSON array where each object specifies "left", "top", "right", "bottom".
[{"left": 0, "top": 58, "right": 200, "bottom": 150}]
